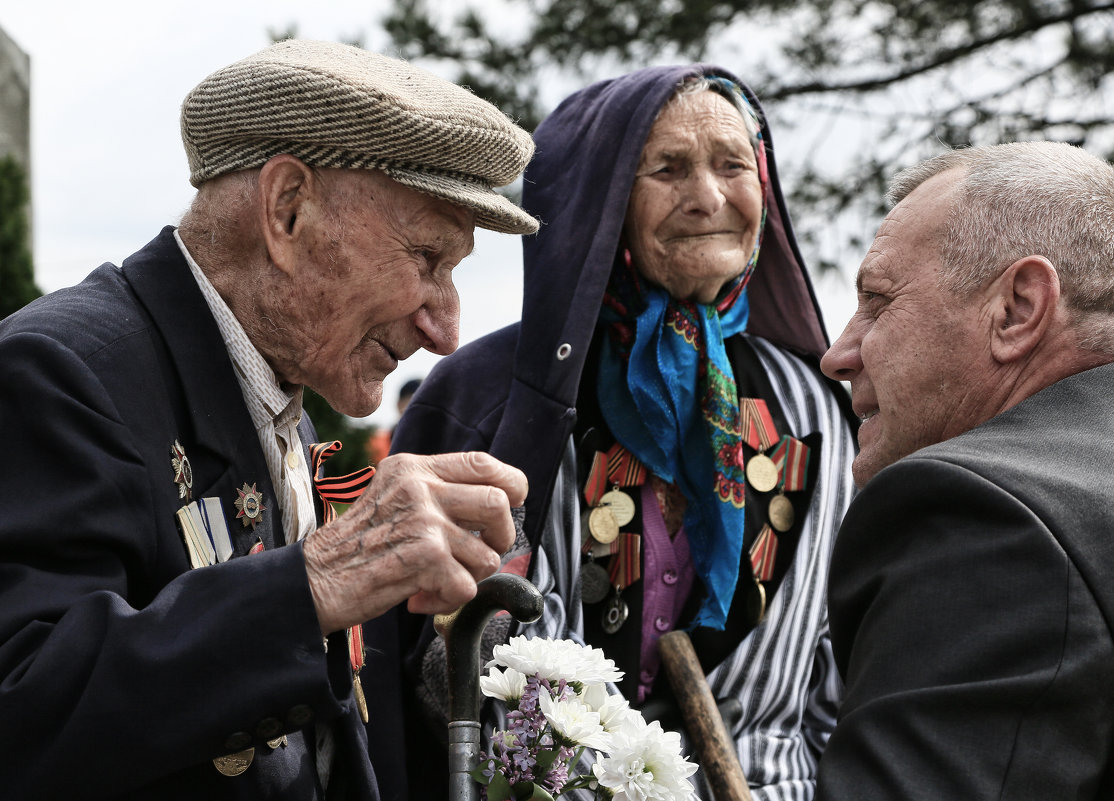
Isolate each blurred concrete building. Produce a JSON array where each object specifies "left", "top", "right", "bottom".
[{"left": 0, "top": 24, "right": 30, "bottom": 175}]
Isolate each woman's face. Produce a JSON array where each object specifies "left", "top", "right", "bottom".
[{"left": 624, "top": 91, "right": 763, "bottom": 304}]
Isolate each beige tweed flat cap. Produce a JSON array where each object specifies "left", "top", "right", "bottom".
[{"left": 181, "top": 39, "right": 538, "bottom": 234}]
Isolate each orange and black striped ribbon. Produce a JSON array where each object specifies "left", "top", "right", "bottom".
[
  {"left": 309, "top": 441, "right": 376, "bottom": 679},
  {"left": 309, "top": 441, "right": 376, "bottom": 524}
]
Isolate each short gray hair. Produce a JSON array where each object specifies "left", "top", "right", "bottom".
[{"left": 890, "top": 142, "right": 1114, "bottom": 353}]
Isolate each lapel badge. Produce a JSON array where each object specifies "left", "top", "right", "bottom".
[
  {"left": 171, "top": 440, "right": 194, "bottom": 501},
  {"left": 234, "top": 483, "right": 267, "bottom": 530}
]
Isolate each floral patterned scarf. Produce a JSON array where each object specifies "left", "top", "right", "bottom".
[{"left": 597, "top": 83, "right": 769, "bottom": 629}]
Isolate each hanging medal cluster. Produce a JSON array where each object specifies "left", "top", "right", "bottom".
[
  {"left": 739, "top": 399, "right": 810, "bottom": 613},
  {"left": 580, "top": 442, "right": 647, "bottom": 634}
]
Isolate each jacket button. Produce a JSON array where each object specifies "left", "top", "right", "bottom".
[
  {"left": 654, "top": 616, "right": 670, "bottom": 632},
  {"left": 286, "top": 704, "right": 314, "bottom": 728},
  {"left": 224, "top": 731, "right": 252, "bottom": 751},
  {"left": 255, "top": 717, "right": 283, "bottom": 740},
  {"left": 662, "top": 569, "right": 678, "bottom": 585}
]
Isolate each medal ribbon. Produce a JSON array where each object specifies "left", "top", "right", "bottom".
[
  {"left": 309, "top": 441, "right": 376, "bottom": 523},
  {"left": 769, "top": 435, "right": 811, "bottom": 492},
  {"left": 749, "top": 524, "right": 778, "bottom": 582},
  {"left": 310, "top": 440, "right": 375, "bottom": 712},
  {"left": 740, "top": 398, "right": 779, "bottom": 452},
  {"left": 584, "top": 443, "right": 649, "bottom": 506},
  {"left": 581, "top": 534, "right": 642, "bottom": 588}
]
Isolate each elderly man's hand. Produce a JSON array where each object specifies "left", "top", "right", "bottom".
[{"left": 303, "top": 452, "right": 527, "bottom": 634}]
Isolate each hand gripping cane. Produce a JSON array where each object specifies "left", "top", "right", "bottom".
[{"left": 440, "top": 573, "right": 544, "bottom": 801}]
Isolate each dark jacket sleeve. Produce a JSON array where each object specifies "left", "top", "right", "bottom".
[
  {"left": 0, "top": 330, "right": 353, "bottom": 799},
  {"left": 816, "top": 457, "right": 1114, "bottom": 801}
]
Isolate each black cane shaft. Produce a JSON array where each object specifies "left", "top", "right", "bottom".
[{"left": 659, "top": 630, "right": 753, "bottom": 801}]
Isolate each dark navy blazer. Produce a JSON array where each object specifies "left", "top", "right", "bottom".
[{"left": 0, "top": 228, "right": 404, "bottom": 800}]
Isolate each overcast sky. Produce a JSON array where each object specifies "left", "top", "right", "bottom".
[{"left": 1, "top": 2, "right": 856, "bottom": 430}]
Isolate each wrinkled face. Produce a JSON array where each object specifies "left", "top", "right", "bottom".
[
  {"left": 279, "top": 171, "right": 474, "bottom": 417},
  {"left": 821, "top": 170, "right": 993, "bottom": 486},
  {"left": 624, "top": 90, "right": 764, "bottom": 304}
]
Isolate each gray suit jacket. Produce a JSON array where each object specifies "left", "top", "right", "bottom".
[{"left": 817, "top": 362, "right": 1114, "bottom": 800}]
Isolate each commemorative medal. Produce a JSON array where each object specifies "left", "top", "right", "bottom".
[
  {"left": 599, "top": 489, "right": 635, "bottom": 527},
  {"left": 213, "top": 747, "right": 254, "bottom": 776},
  {"left": 745, "top": 577, "right": 767, "bottom": 625},
  {"left": 587, "top": 505, "right": 619, "bottom": 544},
  {"left": 266, "top": 736, "right": 288, "bottom": 749},
  {"left": 601, "top": 593, "right": 629, "bottom": 635},
  {"left": 768, "top": 494, "right": 795, "bottom": 532},
  {"left": 579, "top": 560, "right": 611, "bottom": 605},
  {"left": 233, "top": 483, "right": 267, "bottom": 530},
  {"left": 353, "top": 674, "right": 370, "bottom": 725},
  {"left": 170, "top": 440, "right": 194, "bottom": 501},
  {"left": 745, "top": 453, "right": 779, "bottom": 493}
]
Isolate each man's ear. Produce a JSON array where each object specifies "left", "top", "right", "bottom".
[
  {"left": 989, "top": 255, "right": 1060, "bottom": 364},
  {"left": 258, "top": 155, "right": 318, "bottom": 277}
]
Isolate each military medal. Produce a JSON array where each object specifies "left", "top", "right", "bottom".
[
  {"left": 580, "top": 560, "right": 611, "bottom": 604},
  {"left": 587, "top": 505, "right": 619, "bottom": 544},
  {"left": 745, "top": 453, "right": 779, "bottom": 493},
  {"left": 601, "top": 592, "right": 629, "bottom": 634},
  {"left": 213, "top": 747, "right": 254, "bottom": 776},
  {"left": 768, "top": 493, "right": 795, "bottom": 532},
  {"left": 745, "top": 577, "right": 767, "bottom": 625},
  {"left": 740, "top": 398, "right": 780, "bottom": 492},
  {"left": 599, "top": 488, "right": 635, "bottom": 527},
  {"left": 349, "top": 624, "right": 370, "bottom": 724},
  {"left": 170, "top": 440, "right": 194, "bottom": 501},
  {"left": 353, "top": 673, "right": 370, "bottom": 725},
  {"left": 233, "top": 483, "right": 266, "bottom": 530}
]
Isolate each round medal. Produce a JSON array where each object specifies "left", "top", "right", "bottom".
[
  {"left": 746, "top": 453, "right": 779, "bottom": 493},
  {"left": 745, "top": 578, "right": 767, "bottom": 625},
  {"left": 213, "top": 747, "right": 255, "bottom": 777},
  {"left": 768, "top": 494, "right": 795, "bottom": 532},
  {"left": 601, "top": 595, "right": 629, "bottom": 634},
  {"left": 580, "top": 561, "right": 611, "bottom": 604},
  {"left": 599, "top": 489, "right": 636, "bottom": 527},
  {"left": 588, "top": 505, "right": 619, "bottom": 544}
]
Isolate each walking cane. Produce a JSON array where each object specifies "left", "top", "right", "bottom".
[
  {"left": 440, "top": 573, "right": 544, "bottom": 801},
  {"left": 659, "top": 630, "right": 753, "bottom": 801}
]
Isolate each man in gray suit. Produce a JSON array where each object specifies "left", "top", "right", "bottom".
[{"left": 816, "top": 141, "right": 1114, "bottom": 800}]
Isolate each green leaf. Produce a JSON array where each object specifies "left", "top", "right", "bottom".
[
  {"left": 535, "top": 747, "right": 560, "bottom": 771},
  {"left": 487, "top": 771, "right": 514, "bottom": 801},
  {"left": 511, "top": 780, "right": 555, "bottom": 801},
  {"left": 471, "top": 762, "right": 494, "bottom": 785}
]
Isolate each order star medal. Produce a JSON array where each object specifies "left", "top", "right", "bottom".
[
  {"left": 234, "top": 483, "right": 267, "bottom": 530},
  {"left": 170, "top": 440, "right": 194, "bottom": 501}
]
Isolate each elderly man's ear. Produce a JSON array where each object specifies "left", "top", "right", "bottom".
[
  {"left": 258, "top": 154, "right": 322, "bottom": 277},
  {"left": 989, "top": 256, "right": 1061, "bottom": 364}
]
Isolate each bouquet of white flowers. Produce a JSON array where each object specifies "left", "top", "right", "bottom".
[{"left": 473, "top": 636, "right": 698, "bottom": 801}]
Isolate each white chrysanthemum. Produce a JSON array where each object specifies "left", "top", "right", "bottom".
[
  {"left": 592, "top": 718, "right": 697, "bottom": 801},
  {"left": 538, "top": 689, "right": 612, "bottom": 751},
  {"left": 488, "top": 636, "right": 624, "bottom": 685},
  {"left": 579, "top": 681, "right": 609, "bottom": 711},
  {"left": 595, "top": 693, "right": 640, "bottom": 733},
  {"left": 479, "top": 666, "right": 527, "bottom": 703}
]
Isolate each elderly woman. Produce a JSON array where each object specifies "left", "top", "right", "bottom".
[{"left": 393, "top": 64, "right": 857, "bottom": 801}]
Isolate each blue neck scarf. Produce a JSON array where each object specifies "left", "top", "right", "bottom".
[{"left": 596, "top": 84, "right": 769, "bottom": 629}]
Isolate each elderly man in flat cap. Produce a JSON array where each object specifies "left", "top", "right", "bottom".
[{"left": 0, "top": 40, "right": 536, "bottom": 801}]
